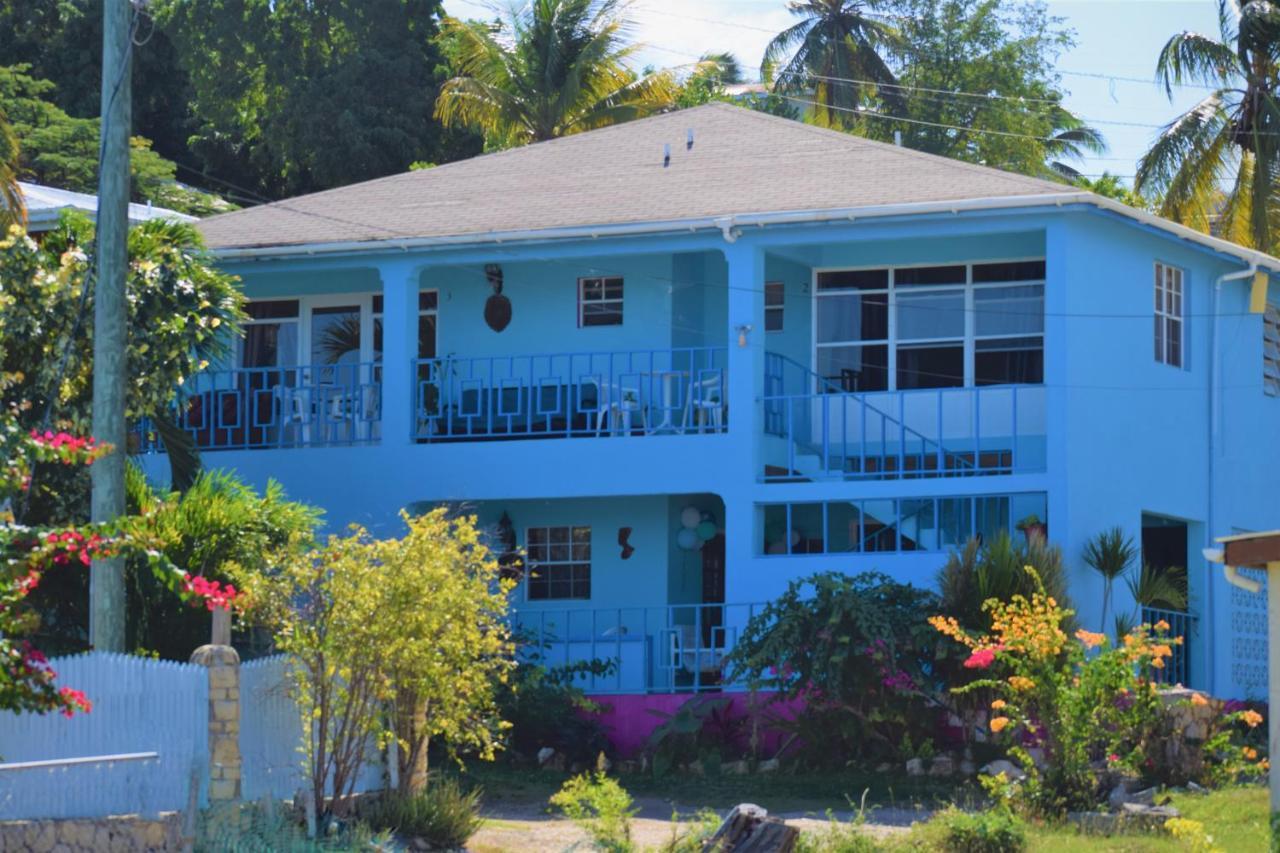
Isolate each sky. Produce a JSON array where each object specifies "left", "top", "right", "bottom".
[{"left": 441, "top": 0, "right": 1224, "bottom": 185}]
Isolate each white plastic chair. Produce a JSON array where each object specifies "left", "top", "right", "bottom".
[
  {"left": 667, "top": 624, "right": 725, "bottom": 675},
  {"left": 273, "top": 384, "right": 311, "bottom": 445},
  {"left": 584, "top": 378, "right": 644, "bottom": 436},
  {"left": 682, "top": 372, "right": 725, "bottom": 433}
]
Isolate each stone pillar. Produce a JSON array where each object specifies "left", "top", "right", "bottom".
[{"left": 191, "top": 608, "right": 241, "bottom": 803}]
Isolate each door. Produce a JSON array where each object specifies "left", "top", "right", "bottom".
[{"left": 701, "top": 533, "right": 726, "bottom": 645}]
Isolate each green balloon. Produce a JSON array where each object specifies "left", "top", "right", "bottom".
[{"left": 695, "top": 520, "right": 717, "bottom": 540}]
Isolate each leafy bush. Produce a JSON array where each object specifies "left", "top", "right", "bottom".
[
  {"left": 930, "top": 568, "right": 1266, "bottom": 817},
  {"left": 795, "top": 811, "right": 880, "bottom": 853},
  {"left": 498, "top": 641, "right": 614, "bottom": 766},
  {"left": 549, "top": 772, "right": 638, "bottom": 853},
  {"left": 196, "top": 801, "right": 383, "bottom": 850},
  {"left": 925, "top": 807, "right": 1026, "bottom": 853},
  {"left": 656, "top": 809, "right": 722, "bottom": 853},
  {"left": 366, "top": 777, "right": 483, "bottom": 848},
  {"left": 726, "top": 572, "right": 944, "bottom": 768},
  {"left": 645, "top": 696, "right": 748, "bottom": 777},
  {"left": 937, "top": 534, "right": 1071, "bottom": 634}
]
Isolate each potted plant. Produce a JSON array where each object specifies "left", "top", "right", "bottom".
[{"left": 1016, "top": 514, "right": 1047, "bottom": 543}]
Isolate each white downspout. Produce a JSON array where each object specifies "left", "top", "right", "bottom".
[{"left": 1206, "top": 262, "right": 1257, "bottom": 693}]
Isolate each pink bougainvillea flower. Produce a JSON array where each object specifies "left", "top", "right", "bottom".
[{"left": 963, "top": 648, "right": 996, "bottom": 670}]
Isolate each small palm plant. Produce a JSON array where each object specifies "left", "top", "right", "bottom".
[
  {"left": 1127, "top": 562, "right": 1188, "bottom": 613},
  {"left": 1082, "top": 527, "right": 1138, "bottom": 634}
]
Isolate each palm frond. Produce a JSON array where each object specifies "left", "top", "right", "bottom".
[
  {"left": 1126, "top": 563, "right": 1189, "bottom": 611},
  {"left": 1082, "top": 527, "right": 1138, "bottom": 582},
  {"left": 1156, "top": 31, "right": 1241, "bottom": 95}
]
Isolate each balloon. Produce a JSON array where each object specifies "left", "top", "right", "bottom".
[
  {"left": 680, "top": 507, "right": 701, "bottom": 529},
  {"left": 696, "top": 521, "right": 717, "bottom": 541},
  {"left": 677, "top": 528, "right": 700, "bottom": 550}
]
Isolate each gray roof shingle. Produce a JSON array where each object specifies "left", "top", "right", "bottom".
[{"left": 196, "top": 103, "right": 1081, "bottom": 252}]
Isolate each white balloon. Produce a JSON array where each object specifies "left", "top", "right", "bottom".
[{"left": 680, "top": 506, "right": 701, "bottom": 529}]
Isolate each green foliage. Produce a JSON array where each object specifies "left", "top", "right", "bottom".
[
  {"left": 795, "top": 802, "right": 880, "bottom": 853},
  {"left": 435, "top": 0, "right": 677, "bottom": 150},
  {"left": 936, "top": 533, "right": 1072, "bottom": 634},
  {"left": 656, "top": 809, "right": 722, "bottom": 853},
  {"left": 1137, "top": 2, "right": 1280, "bottom": 250},
  {"left": 644, "top": 695, "right": 746, "bottom": 777},
  {"left": 365, "top": 777, "right": 483, "bottom": 848},
  {"left": 159, "top": 0, "right": 478, "bottom": 199},
  {"left": 919, "top": 806, "right": 1026, "bottom": 853},
  {"left": 726, "top": 571, "right": 943, "bottom": 767},
  {"left": 0, "top": 109, "right": 20, "bottom": 228},
  {"left": 1127, "top": 562, "right": 1188, "bottom": 612},
  {"left": 498, "top": 645, "right": 614, "bottom": 765},
  {"left": 242, "top": 510, "right": 515, "bottom": 813},
  {"left": 674, "top": 53, "right": 742, "bottom": 109},
  {"left": 0, "top": 64, "right": 229, "bottom": 215},
  {"left": 1074, "top": 173, "right": 1151, "bottom": 210},
  {"left": 549, "top": 771, "right": 638, "bottom": 853},
  {"left": 1082, "top": 527, "right": 1138, "bottom": 632},
  {"left": 195, "top": 800, "right": 385, "bottom": 850}
]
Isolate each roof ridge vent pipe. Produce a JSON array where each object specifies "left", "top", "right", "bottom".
[
  {"left": 663, "top": 143, "right": 670, "bottom": 168},
  {"left": 894, "top": 130, "right": 902, "bottom": 146},
  {"left": 687, "top": 128, "right": 694, "bottom": 150}
]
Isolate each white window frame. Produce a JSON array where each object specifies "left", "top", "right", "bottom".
[
  {"left": 524, "top": 525, "right": 592, "bottom": 601},
  {"left": 1264, "top": 302, "right": 1280, "bottom": 397},
  {"left": 811, "top": 258, "right": 1046, "bottom": 392},
  {"left": 578, "top": 276, "right": 624, "bottom": 327},
  {"left": 1154, "top": 262, "right": 1185, "bottom": 368},
  {"left": 765, "top": 281, "right": 785, "bottom": 333},
  {"left": 372, "top": 289, "right": 438, "bottom": 360}
]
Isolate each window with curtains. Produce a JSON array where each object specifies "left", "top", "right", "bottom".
[
  {"left": 814, "top": 260, "right": 1045, "bottom": 391},
  {"left": 241, "top": 300, "right": 300, "bottom": 369},
  {"left": 1154, "top": 262, "right": 1184, "bottom": 368}
]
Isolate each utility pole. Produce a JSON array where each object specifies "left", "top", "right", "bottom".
[{"left": 90, "top": 0, "right": 133, "bottom": 652}]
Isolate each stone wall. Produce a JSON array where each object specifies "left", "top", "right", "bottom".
[{"left": 0, "top": 813, "right": 184, "bottom": 852}]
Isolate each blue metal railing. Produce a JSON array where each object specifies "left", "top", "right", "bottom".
[
  {"left": 135, "top": 362, "right": 382, "bottom": 452},
  {"left": 762, "top": 352, "right": 1046, "bottom": 482},
  {"left": 514, "top": 601, "right": 769, "bottom": 694},
  {"left": 1142, "top": 606, "right": 1196, "bottom": 687},
  {"left": 413, "top": 348, "right": 728, "bottom": 442}
]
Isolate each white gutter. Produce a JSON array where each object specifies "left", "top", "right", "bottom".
[
  {"left": 209, "top": 191, "right": 1280, "bottom": 271},
  {"left": 1203, "top": 547, "right": 1264, "bottom": 594},
  {"left": 1204, "top": 261, "right": 1260, "bottom": 694}
]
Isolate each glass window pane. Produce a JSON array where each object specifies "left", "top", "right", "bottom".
[
  {"left": 765, "top": 282, "right": 785, "bottom": 306},
  {"left": 311, "top": 305, "right": 361, "bottom": 367},
  {"left": 973, "top": 261, "right": 1045, "bottom": 283},
  {"left": 938, "top": 498, "right": 973, "bottom": 549},
  {"left": 1011, "top": 494, "right": 1048, "bottom": 533},
  {"left": 763, "top": 505, "right": 788, "bottom": 555},
  {"left": 895, "top": 265, "right": 966, "bottom": 287},
  {"left": 817, "top": 345, "right": 889, "bottom": 391},
  {"left": 582, "top": 304, "right": 623, "bottom": 326},
  {"left": 247, "top": 300, "right": 300, "bottom": 320},
  {"left": 419, "top": 291, "right": 438, "bottom": 311},
  {"left": 975, "top": 496, "right": 1010, "bottom": 543},
  {"left": 975, "top": 337, "right": 1043, "bottom": 385},
  {"left": 790, "top": 503, "right": 824, "bottom": 554},
  {"left": 816, "top": 293, "right": 888, "bottom": 343},
  {"left": 372, "top": 295, "right": 384, "bottom": 314},
  {"left": 897, "top": 290, "right": 965, "bottom": 339},
  {"left": 550, "top": 527, "right": 569, "bottom": 544},
  {"left": 863, "top": 499, "right": 897, "bottom": 552},
  {"left": 582, "top": 278, "right": 602, "bottom": 299},
  {"left": 817, "top": 269, "right": 888, "bottom": 290},
  {"left": 900, "top": 499, "right": 936, "bottom": 551},
  {"left": 974, "top": 285, "right": 1044, "bottom": 336},
  {"left": 827, "top": 502, "right": 862, "bottom": 553},
  {"left": 897, "top": 344, "right": 963, "bottom": 389},
  {"left": 765, "top": 306, "right": 784, "bottom": 332},
  {"left": 418, "top": 314, "right": 437, "bottom": 359}
]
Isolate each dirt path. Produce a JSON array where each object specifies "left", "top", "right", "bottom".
[{"left": 468, "top": 797, "right": 930, "bottom": 852}]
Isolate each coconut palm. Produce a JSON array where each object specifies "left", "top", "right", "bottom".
[
  {"left": 0, "top": 110, "right": 24, "bottom": 229},
  {"left": 1082, "top": 527, "right": 1138, "bottom": 633},
  {"left": 762, "top": 0, "right": 902, "bottom": 129},
  {"left": 1044, "top": 105, "right": 1109, "bottom": 181},
  {"left": 434, "top": 0, "right": 677, "bottom": 149},
  {"left": 1137, "top": 1, "right": 1280, "bottom": 250}
]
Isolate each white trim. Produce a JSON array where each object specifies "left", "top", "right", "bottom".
[{"left": 209, "top": 193, "right": 1280, "bottom": 274}]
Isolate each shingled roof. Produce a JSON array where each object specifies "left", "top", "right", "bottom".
[{"left": 197, "top": 103, "right": 1076, "bottom": 252}]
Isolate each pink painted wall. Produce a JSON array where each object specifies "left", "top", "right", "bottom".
[{"left": 583, "top": 692, "right": 804, "bottom": 758}]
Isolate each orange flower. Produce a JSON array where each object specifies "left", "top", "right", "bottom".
[
  {"left": 990, "top": 716, "right": 1010, "bottom": 733},
  {"left": 1244, "top": 747, "right": 1258, "bottom": 760},
  {"left": 1190, "top": 693, "right": 1208, "bottom": 707},
  {"left": 1261, "top": 758, "right": 1270, "bottom": 771},
  {"left": 1151, "top": 657, "right": 1165, "bottom": 669},
  {"left": 991, "top": 699, "right": 1007, "bottom": 710},
  {"left": 1008, "top": 676, "right": 1036, "bottom": 691},
  {"left": 1154, "top": 619, "right": 1170, "bottom": 632},
  {"left": 1075, "top": 629, "right": 1106, "bottom": 648},
  {"left": 1152, "top": 644, "right": 1174, "bottom": 659},
  {"left": 1242, "top": 710, "right": 1264, "bottom": 728}
]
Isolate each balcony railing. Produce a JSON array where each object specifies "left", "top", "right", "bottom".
[
  {"left": 1142, "top": 606, "right": 1196, "bottom": 687},
  {"left": 763, "top": 352, "right": 1046, "bottom": 481},
  {"left": 137, "top": 362, "right": 381, "bottom": 452},
  {"left": 514, "top": 602, "right": 768, "bottom": 694},
  {"left": 413, "top": 348, "right": 728, "bottom": 442}
]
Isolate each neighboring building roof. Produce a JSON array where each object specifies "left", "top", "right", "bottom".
[
  {"left": 196, "top": 102, "right": 1280, "bottom": 272},
  {"left": 18, "top": 181, "right": 196, "bottom": 232}
]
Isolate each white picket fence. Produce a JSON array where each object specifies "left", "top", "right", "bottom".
[
  {"left": 0, "top": 652, "right": 384, "bottom": 820},
  {"left": 0, "top": 653, "right": 207, "bottom": 820}
]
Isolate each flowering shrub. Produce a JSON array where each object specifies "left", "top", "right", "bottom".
[{"left": 930, "top": 567, "right": 1264, "bottom": 817}]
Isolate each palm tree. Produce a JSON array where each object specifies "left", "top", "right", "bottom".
[
  {"left": 434, "top": 0, "right": 677, "bottom": 149},
  {"left": 1082, "top": 527, "right": 1138, "bottom": 634},
  {"left": 762, "top": 0, "right": 902, "bottom": 129},
  {"left": 1044, "top": 104, "right": 1108, "bottom": 181},
  {"left": 0, "top": 110, "right": 24, "bottom": 230},
  {"left": 1137, "top": 1, "right": 1280, "bottom": 251},
  {"left": 699, "top": 52, "right": 744, "bottom": 85}
]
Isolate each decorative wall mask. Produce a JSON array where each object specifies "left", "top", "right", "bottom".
[
  {"left": 484, "top": 263, "right": 512, "bottom": 332},
  {"left": 496, "top": 511, "right": 523, "bottom": 580},
  {"left": 618, "top": 527, "right": 635, "bottom": 560}
]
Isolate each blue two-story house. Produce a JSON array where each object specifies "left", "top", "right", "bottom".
[{"left": 143, "top": 104, "right": 1280, "bottom": 702}]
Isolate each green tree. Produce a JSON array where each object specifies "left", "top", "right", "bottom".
[
  {"left": 1137, "top": 0, "right": 1280, "bottom": 251},
  {"left": 761, "top": 0, "right": 903, "bottom": 129},
  {"left": 0, "top": 64, "right": 229, "bottom": 215},
  {"left": 873, "top": 0, "right": 1104, "bottom": 178},
  {"left": 434, "top": 0, "right": 677, "bottom": 150},
  {"left": 159, "top": 0, "right": 478, "bottom": 199},
  {"left": 0, "top": 109, "right": 20, "bottom": 228},
  {"left": 1073, "top": 172, "right": 1151, "bottom": 210}
]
